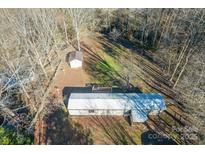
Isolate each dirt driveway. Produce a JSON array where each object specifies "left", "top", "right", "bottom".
[
  {"left": 50, "top": 46, "right": 90, "bottom": 100},
  {"left": 54, "top": 62, "right": 89, "bottom": 88}
]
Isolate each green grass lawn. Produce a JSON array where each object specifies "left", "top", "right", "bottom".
[{"left": 97, "top": 50, "right": 123, "bottom": 73}]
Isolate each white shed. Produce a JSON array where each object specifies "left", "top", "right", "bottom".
[
  {"left": 67, "top": 93, "right": 166, "bottom": 123},
  {"left": 69, "top": 51, "right": 83, "bottom": 68}
]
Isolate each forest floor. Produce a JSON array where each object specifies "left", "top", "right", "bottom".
[{"left": 35, "top": 33, "right": 197, "bottom": 145}]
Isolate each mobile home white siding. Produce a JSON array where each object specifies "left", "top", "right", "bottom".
[
  {"left": 67, "top": 93, "right": 166, "bottom": 122},
  {"left": 69, "top": 109, "right": 125, "bottom": 116}
]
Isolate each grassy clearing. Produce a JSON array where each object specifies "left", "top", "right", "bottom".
[
  {"left": 88, "top": 46, "right": 124, "bottom": 85},
  {"left": 97, "top": 50, "right": 123, "bottom": 73},
  {"left": 88, "top": 37, "right": 158, "bottom": 93}
]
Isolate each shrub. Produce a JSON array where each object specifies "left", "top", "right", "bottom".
[{"left": 0, "top": 126, "right": 33, "bottom": 145}]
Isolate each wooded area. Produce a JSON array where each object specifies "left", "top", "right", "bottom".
[{"left": 0, "top": 8, "right": 204, "bottom": 144}]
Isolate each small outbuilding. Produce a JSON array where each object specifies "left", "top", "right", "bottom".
[
  {"left": 69, "top": 51, "right": 83, "bottom": 68},
  {"left": 67, "top": 93, "right": 166, "bottom": 123}
]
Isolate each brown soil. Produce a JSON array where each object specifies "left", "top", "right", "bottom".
[
  {"left": 50, "top": 46, "right": 90, "bottom": 100},
  {"left": 71, "top": 116, "right": 147, "bottom": 144},
  {"left": 52, "top": 62, "right": 89, "bottom": 89}
]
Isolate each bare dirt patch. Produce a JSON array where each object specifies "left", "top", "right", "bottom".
[
  {"left": 53, "top": 62, "right": 89, "bottom": 89},
  {"left": 50, "top": 46, "right": 90, "bottom": 100},
  {"left": 71, "top": 116, "right": 147, "bottom": 144}
]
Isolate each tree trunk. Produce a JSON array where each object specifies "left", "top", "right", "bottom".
[
  {"left": 170, "top": 39, "right": 191, "bottom": 81},
  {"left": 173, "top": 49, "right": 193, "bottom": 88}
]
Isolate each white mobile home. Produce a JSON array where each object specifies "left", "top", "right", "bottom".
[{"left": 67, "top": 93, "right": 166, "bottom": 123}]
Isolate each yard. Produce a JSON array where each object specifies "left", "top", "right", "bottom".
[
  {"left": 35, "top": 33, "right": 195, "bottom": 145},
  {"left": 71, "top": 116, "right": 146, "bottom": 144},
  {"left": 69, "top": 105, "right": 190, "bottom": 144}
]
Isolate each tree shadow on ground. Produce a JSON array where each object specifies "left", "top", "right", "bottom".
[
  {"left": 88, "top": 116, "right": 138, "bottom": 145},
  {"left": 99, "top": 35, "right": 185, "bottom": 107},
  {"left": 44, "top": 108, "right": 93, "bottom": 145},
  {"left": 82, "top": 43, "right": 123, "bottom": 87},
  {"left": 101, "top": 35, "right": 155, "bottom": 63},
  {"left": 81, "top": 41, "right": 142, "bottom": 93},
  {"left": 143, "top": 108, "right": 197, "bottom": 145},
  {"left": 141, "top": 130, "right": 177, "bottom": 145}
]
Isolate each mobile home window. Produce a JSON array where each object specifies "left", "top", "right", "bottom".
[{"left": 88, "top": 110, "right": 95, "bottom": 113}]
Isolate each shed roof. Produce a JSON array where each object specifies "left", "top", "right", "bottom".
[{"left": 69, "top": 51, "right": 83, "bottom": 61}]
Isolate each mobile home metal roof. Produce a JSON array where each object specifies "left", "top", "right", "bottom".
[
  {"left": 69, "top": 93, "right": 163, "bottom": 99},
  {"left": 131, "top": 109, "right": 148, "bottom": 123},
  {"left": 68, "top": 93, "right": 166, "bottom": 111}
]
